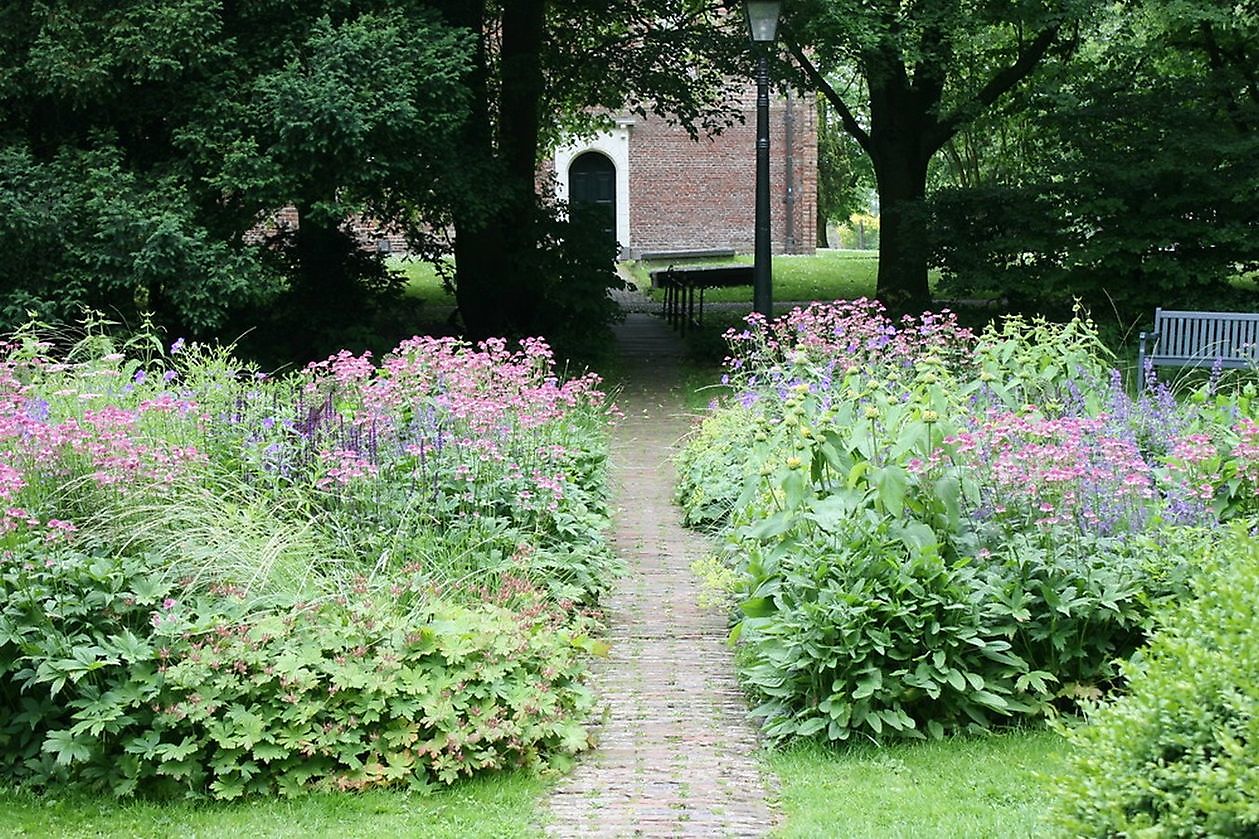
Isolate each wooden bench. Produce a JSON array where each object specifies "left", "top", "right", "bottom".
[
  {"left": 1138, "top": 308, "right": 1259, "bottom": 377},
  {"left": 649, "top": 265, "right": 754, "bottom": 334}
]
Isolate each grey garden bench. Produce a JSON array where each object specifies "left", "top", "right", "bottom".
[{"left": 1138, "top": 308, "right": 1259, "bottom": 375}]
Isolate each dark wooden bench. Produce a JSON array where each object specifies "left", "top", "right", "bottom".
[
  {"left": 649, "top": 265, "right": 754, "bottom": 334},
  {"left": 1138, "top": 308, "right": 1259, "bottom": 377}
]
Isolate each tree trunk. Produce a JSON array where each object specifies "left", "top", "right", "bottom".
[
  {"left": 817, "top": 202, "right": 830, "bottom": 248},
  {"left": 873, "top": 151, "right": 931, "bottom": 314},
  {"left": 866, "top": 64, "right": 935, "bottom": 315},
  {"left": 448, "top": 0, "right": 549, "bottom": 341}
]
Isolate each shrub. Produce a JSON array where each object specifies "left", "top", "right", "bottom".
[
  {"left": 733, "top": 499, "right": 1192, "bottom": 743},
  {"left": 683, "top": 301, "right": 1257, "bottom": 743},
  {"left": 1053, "top": 525, "right": 1259, "bottom": 837},
  {"left": 0, "top": 324, "right": 616, "bottom": 797},
  {"left": 0, "top": 539, "right": 599, "bottom": 797},
  {"left": 674, "top": 404, "right": 758, "bottom": 528}
]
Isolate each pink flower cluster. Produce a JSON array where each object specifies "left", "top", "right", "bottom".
[
  {"left": 1232, "top": 418, "right": 1259, "bottom": 495},
  {"left": 724, "top": 298, "right": 976, "bottom": 377},
  {"left": 0, "top": 352, "right": 208, "bottom": 539},
  {"left": 315, "top": 448, "right": 379, "bottom": 490},
  {"left": 299, "top": 336, "right": 606, "bottom": 509},
  {"left": 946, "top": 411, "right": 1155, "bottom": 531}
]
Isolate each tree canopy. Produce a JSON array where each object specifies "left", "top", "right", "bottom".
[
  {"left": 0, "top": 1, "right": 470, "bottom": 353},
  {"left": 781, "top": 0, "right": 1093, "bottom": 310},
  {"left": 928, "top": 0, "right": 1258, "bottom": 318}
]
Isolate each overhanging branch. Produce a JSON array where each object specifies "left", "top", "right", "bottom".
[
  {"left": 784, "top": 38, "right": 872, "bottom": 156},
  {"left": 929, "top": 25, "right": 1060, "bottom": 153}
]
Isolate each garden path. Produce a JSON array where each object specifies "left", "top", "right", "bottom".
[{"left": 545, "top": 313, "right": 778, "bottom": 837}]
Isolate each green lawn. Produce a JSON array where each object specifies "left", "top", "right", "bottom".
[
  {"left": 0, "top": 772, "right": 547, "bottom": 839},
  {"left": 624, "top": 250, "right": 880, "bottom": 304},
  {"left": 397, "top": 249, "right": 885, "bottom": 309},
  {"left": 392, "top": 256, "right": 455, "bottom": 306},
  {"left": 769, "top": 729, "right": 1067, "bottom": 839}
]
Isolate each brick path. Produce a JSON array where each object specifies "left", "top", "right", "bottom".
[{"left": 545, "top": 313, "right": 778, "bottom": 838}]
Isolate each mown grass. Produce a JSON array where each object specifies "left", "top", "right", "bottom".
[
  {"left": 768, "top": 729, "right": 1068, "bottom": 839},
  {"left": 396, "top": 249, "right": 886, "bottom": 310},
  {"left": 623, "top": 250, "right": 880, "bottom": 304},
  {"left": 0, "top": 772, "right": 547, "bottom": 838},
  {"left": 392, "top": 257, "right": 454, "bottom": 306}
]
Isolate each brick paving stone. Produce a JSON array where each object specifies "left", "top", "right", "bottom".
[{"left": 545, "top": 314, "right": 778, "bottom": 838}]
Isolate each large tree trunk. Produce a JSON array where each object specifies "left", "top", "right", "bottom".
[
  {"left": 787, "top": 23, "right": 1064, "bottom": 318},
  {"left": 873, "top": 151, "right": 931, "bottom": 314},
  {"left": 449, "top": 0, "right": 548, "bottom": 341},
  {"left": 866, "top": 59, "right": 936, "bottom": 316}
]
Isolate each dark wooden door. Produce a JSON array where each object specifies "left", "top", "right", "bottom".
[{"left": 568, "top": 152, "right": 617, "bottom": 244}]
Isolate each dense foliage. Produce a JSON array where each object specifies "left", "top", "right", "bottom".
[
  {"left": 680, "top": 300, "right": 1258, "bottom": 743},
  {"left": 0, "top": 1, "right": 471, "bottom": 346},
  {"left": 1053, "top": 526, "right": 1259, "bottom": 836},
  {"left": 0, "top": 323, "right": 616, "bottom": 797},
  {"left": 929, "top": 1, "right": 1258, "bottom": 317},
  {"left": 781, "top": 0, "right": 1093, "bottom": 309},
  {"left": 0, "top": 2, "right": 742, "bottom": 359}
]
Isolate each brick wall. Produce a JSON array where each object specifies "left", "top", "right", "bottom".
[
  {"left": 248, "top": 207, "right": 410, "bottom": 255},
  {"left": 627, "top": 84, "right": 816, "bottom": 257}
]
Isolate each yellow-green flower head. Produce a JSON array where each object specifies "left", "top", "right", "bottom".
[
  {"left": 792, "top": 382, "right": 810, "bottom": 394},
  {"left": 979, "top": 370, "right": 995, "bottom": 382},
  {"left": 786, "top": 456, "right": 803, "bottom": 470},
  {"left": 919, "top": 373, "right": 938, "bottom": 385},
  {"left": 922, "top": 409, "right": 939, "bottom": 423},
  {"left": 863, "top": 405, "right": 880, "bottom": 419}
]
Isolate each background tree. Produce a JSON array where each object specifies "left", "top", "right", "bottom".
[
  {"left": 929, "top": 0, "right": 1258, "bottom": 322},
  {"left": 782, "top": 0, "right": 1091, "bottom": 311},
  {"left": 0, "top": 1, "right": 470, "bottom": 356},
  {"left": 815, "top": 94, "right": 872, "bottom": 248},
  {"left": 429, "top": 0, "right": 743, "bottom": 344}
]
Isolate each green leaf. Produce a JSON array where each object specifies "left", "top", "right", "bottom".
[
  {"left": 796, "top": 717, "right": 827, "bottom": 737},
  {"left": 871, "top": 465, "right": 909, "bottom": 517},
  {"left": 741, "top": 597, "right": 775, "bottom": 618},
  {"left": 853, "top": 671, "right": 883, "bottom": 699},
  {"left": 44, "top": 729, "right": 93, "bottom": 766}
]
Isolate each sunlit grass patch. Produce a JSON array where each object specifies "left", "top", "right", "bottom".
[{"left": 769, "top": 729, "right": 1067, "bottom": 839}]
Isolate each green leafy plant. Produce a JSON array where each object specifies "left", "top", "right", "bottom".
[
  {"left": 1053, "top": 524, "right": 1259, "bottom": 837},
  {"left": 683, "top": 302, "right": 1254, "bottom": 743},
  {"left": 0, "top": 538, "right": 602, "bottom": 798}
]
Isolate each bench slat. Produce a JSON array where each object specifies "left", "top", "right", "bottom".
[{"left": 1144, "top": 308, "right": 1259, "bottom": 377}]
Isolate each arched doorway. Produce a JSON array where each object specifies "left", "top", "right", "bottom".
[{"left": 568, "top": 151, "right": 617, "bottom": 246}]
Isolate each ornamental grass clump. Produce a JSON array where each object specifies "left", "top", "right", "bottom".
[
  {"left": 681, "top": 300, "right": 1259, "bottom": 744},
  {"left": 0, "top": 321, "right": 616, "bottom": 798}
]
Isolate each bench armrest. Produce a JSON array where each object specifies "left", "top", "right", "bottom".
[{"left": 1137, "top": 331, "right": 1154, "bottom": 388}]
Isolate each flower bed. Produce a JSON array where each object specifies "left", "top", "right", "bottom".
[
  {"left": 680, "top": 300, "right": 1258, "bottom": 743},
  {"left": 0, "top": 328, "right": 616, "bottom": 797}
]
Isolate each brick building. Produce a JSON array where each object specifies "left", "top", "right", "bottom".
[{"left": 553, "top": 85, "right": 817, "bottom": 259}]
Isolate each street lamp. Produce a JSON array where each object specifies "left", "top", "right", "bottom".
[{"left": 745, "top": 1, "right": 781, "bottom": 319}]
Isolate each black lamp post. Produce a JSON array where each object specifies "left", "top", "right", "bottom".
[{"left": 745, "top": 0, "right": 781, "bottom": 319}]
